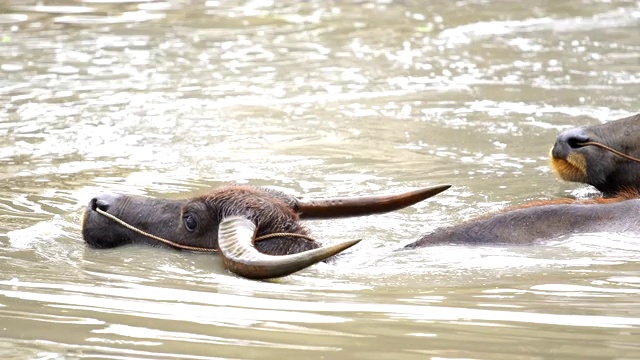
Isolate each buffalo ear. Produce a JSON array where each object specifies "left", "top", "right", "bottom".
[
  {"left": 217, "top": 216, "right": 360, "bottom": 280},
  {"left": 296, "top": 184, "right": 451, "bottom": 219}
]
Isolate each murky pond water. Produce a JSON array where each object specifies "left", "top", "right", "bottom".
[{"left": 1, "top": 0, "right": 640, "bottom": 359}]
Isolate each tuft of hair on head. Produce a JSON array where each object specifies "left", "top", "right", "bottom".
[{"left": 549, "top": 154, "right": 587, "bottom": 183}]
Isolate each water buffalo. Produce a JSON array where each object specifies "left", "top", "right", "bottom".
[
  {"left": 414, "top": 113, "right": 640, "bottom": 248},
  {"left": 82, "top": 184, "right": 450, "bottom": 279},
  {"left": 82, "top": 181, "right": 640, "bottom": 280},
  {"left": 550, "top": 113, "right": 640, "bottom": 196},
  {"left": 83, "top": 114, "right": 640, "bottom": 280}
]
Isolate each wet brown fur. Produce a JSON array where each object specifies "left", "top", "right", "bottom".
[
  {"left": 189, "top": 186, "right": 320, "bottom": 255},
  {"left": 549, "top": 153, "right": 587, "bottom": 183},
  {"left": 504, "top": 188, "right": 639, "bottom": 211}
]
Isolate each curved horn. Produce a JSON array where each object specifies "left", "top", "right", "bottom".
[
  {"left": 218, "top": 216, "right": 361, "bottom": 280},
  {"left": 297, "top": 184, "right": 451, "bottom": 219}
]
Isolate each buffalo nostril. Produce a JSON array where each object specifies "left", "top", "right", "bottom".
[
  {"left": 552, "top": 127, "right": 591, "bottom": 159},
  {"left": 566, "top": 135, "right": 590, "bottom": 149},
  {"left": 89, "top": 193, "right": 121, "bottom": 212},
  {"left": 557, "top": 127, "right": 590, "bottom": 149},
  {"left": 95, "top": 198, "right": 110, "bottom": 211},
  {"left": 557, "top": 128, "right": 589, "bottom": 148}
]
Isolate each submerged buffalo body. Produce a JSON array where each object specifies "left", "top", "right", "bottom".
[
  {"left": 551, "top": 113, "right": 640, "bottom": 196},
  {"left": 407, "top": 193, "right": 640, "bottom": 247}
]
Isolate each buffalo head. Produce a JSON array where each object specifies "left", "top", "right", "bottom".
[
  {"left": 550, "top": 113, "right": 640, "bottom": 196},
  {"left": 81, "top": 184, "right": 450, "bottom": 279}
]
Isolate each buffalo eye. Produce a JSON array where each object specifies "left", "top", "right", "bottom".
[{"left": 183, "top": 212, "right": 198, "bottom": 232}]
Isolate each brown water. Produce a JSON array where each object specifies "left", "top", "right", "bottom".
[{"left": 1, "top": 1, "right": 640, "bottom": 359}]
